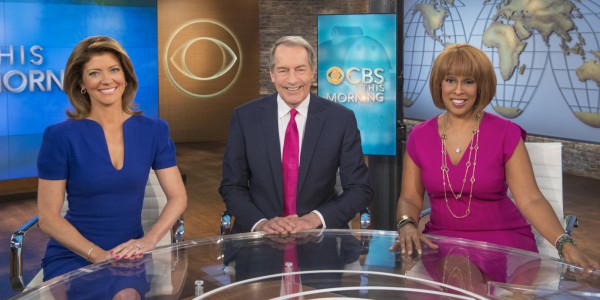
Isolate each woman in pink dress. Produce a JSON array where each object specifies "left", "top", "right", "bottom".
[{"left": 391, "top": 44, "right": 598, "bottom": 273}]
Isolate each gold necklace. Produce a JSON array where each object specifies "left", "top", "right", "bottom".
[{"left": 440, "top": 113, "right": 481, "bottom": 219}]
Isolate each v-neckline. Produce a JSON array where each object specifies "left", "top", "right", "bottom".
[
  {"left": 437, "top": 112, "right": 484, "bottom": 168},
  {"left": 84, "top": 116, "right": 133, "bottom": 171},
  {"left": 445, "top": 139, "right": 472, "bottom": 167}
]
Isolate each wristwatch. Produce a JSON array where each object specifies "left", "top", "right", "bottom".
[{"left": 396, "top": 215, "right": 417, "bottom": 230}]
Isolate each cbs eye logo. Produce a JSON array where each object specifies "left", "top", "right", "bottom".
[
  {"left": 164, "top": 19, "right": 242, "bottom": 98},
  {"left": 326, "top": 66, "right": 344, "bottom": 85}
]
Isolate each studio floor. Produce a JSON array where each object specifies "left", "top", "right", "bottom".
[{"left": 1, "top": 141, "right": 599, "bottom": 298}]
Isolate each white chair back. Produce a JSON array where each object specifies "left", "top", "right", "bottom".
[
  {"left": 507, "top": 142, "right": 563, "bottom": 258},
  {"left": 143, "top": 170, "right": 171, "bottom": 247}
]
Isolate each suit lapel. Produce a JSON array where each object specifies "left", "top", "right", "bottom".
[
  {"left": 297, "top": 95, "right": 326, "bottom": 195},
  {"left": 260, "top": 95, "right": 284, "bottom": 206}
]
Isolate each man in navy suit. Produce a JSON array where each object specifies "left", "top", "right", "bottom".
[{"left": 219, "top": 36, "right": 372, "bottom": 234}]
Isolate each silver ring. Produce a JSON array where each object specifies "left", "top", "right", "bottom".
[{"left": 135, "top": 244, "right": 141, "bottom": 250}]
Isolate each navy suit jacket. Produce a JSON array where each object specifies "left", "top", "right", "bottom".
[{"left": 219, "top": 93, "right": 373, "bottom": 233}]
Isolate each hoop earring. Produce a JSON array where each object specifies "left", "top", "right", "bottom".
[{"left": 80, "top": 87, "right": 87, "bottom": 95}]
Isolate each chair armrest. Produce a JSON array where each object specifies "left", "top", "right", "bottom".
[
  {"left": 565, "top": 215, "right": 578, "bottom": 236},
  {"left": 419, "top": 208, "right": 431, "bottom": 219},
  {"left": 360, "top": 207, "right": 371, "bottom": 229},
  {"left": 10, "top": 215, "right": 40, "bottom": 291},
  {"left": 221, "top": 211, "right": 233, "bottom": 236},
  {"left": 172, "top": 216, "right": 185, "bottom": 243}
]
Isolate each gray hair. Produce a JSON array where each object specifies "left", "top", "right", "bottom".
[{"left": 268, "top": 36, "right": 316, "bottom": 71}]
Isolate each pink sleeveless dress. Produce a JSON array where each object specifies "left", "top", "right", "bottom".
[{"left": 407, "top": 112, "right": 537, "bottom": 252}]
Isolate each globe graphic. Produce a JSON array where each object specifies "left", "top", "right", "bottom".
[
  {"left": 548, "top": 0, "right": 600, "bottom": 128},
  {"left": 470, "top": 0, "right": 548, "bottom": 119},
  {"left": 403, "top": 0, "right": 468, "bottom": 107}
]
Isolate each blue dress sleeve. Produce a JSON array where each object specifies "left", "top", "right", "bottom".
[
  {"left": 37, "top": 125, "right": 68, "bottom": 180},
  {"left": 152, "top": 119, "right": 177, "bottom": 170}
]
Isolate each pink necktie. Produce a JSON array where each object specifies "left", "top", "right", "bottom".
[
  {"left": 282, "top": 109, "right": 299, "bottom": 216},
  {"left": 282, "top": 109, "right": 300, "bottom": 298}
]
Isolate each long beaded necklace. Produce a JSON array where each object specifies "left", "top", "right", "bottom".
[{"left": 440, "top": 112, "right": 481, "bottom": 219}]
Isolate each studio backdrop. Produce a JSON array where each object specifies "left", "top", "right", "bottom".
[
  {"left": 0, "top": 0, "right": 158, "bottom": 180},
  {"left": 403, "top": 0, "right": 600, "bottom": 143},
  {"left": 317, "top": 13, "right": 397, "bottom": 156}
]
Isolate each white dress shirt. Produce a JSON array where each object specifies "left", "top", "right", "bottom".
[{"left": 277, "top": 94, "right": 309, "bottom": 161}]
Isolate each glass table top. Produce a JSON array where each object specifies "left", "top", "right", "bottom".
[{"left": 13, "top": 229, "right": 600, "bottom": 299}]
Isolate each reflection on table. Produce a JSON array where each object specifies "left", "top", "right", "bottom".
[{"left": 13, "top": 230, "right": 600, "bottom": 299}]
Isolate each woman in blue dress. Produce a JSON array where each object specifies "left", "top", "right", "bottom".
[{"left": 36, "top": 36, "right": 188, "bottom": 294}]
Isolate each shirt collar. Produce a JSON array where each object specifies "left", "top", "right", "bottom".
[{"left": 277, "top": 93, "right": 310, "bottom": 119}]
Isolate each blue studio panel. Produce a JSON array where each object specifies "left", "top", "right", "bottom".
[
  {"left": 318, "top": 14, "right": 397, "bottom": 156},
  {"left": 0, "top": 0, "right": 158, "bottom": 180}
]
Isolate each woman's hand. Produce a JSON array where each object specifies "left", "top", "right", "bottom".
[
  {"left": 389, "top": 224, "right": 438, "bottom": 255},
  {"left": 562, "top": 243, "right": 600, "bottom": 276},
  {"left": 109, "top": 237, "right": 156, "bottom": 260}
]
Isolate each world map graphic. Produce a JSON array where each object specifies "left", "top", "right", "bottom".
[{"left": 403, "top": 0, "right": 600, "bottom": 139}]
